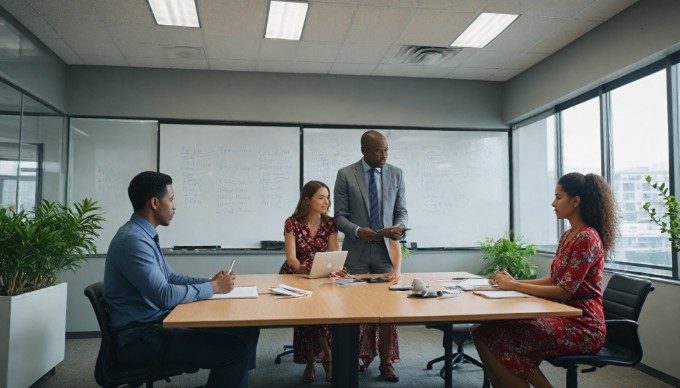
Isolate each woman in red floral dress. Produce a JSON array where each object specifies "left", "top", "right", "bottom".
[
  {"left": 279, "top": 180, "right": 340, "bottom": 383},
  {"left": 473, "top": 172, "right": 618, "bottom": 388}
]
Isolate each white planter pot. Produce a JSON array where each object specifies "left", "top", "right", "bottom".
[{"left": 0, "top": 283, "right": 67, "bottom": 388}]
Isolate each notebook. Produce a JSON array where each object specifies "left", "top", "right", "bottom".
[
  {"left": 209, "top": 286, "right": 258, "bottom": 299},
  {"left": 473, "top": 290, "right": 530, "bottom": 299},
  {"left": 300, "top": 251, "right": 348, "bottom": 279},
  {"left": 456, "top": 278, "right": 498, "bottom": 291}
]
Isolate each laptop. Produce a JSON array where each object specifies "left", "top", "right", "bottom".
[{"left": 301, "top": 251, "right": 348, "bottom": 279}]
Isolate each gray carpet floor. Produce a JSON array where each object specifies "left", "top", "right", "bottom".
[{"left": 31, "top": 326, "right": 672, "bottom": 388}]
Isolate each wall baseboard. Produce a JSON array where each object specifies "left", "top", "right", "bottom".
[
  {"left": 635, "top": 363, "right": 680, "bottom": 386},
  {"left": 66, "top": 331, "right": 100, "bottom": 339}
]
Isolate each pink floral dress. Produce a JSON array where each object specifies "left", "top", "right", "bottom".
[
  {"left": 279, "top": 216, "right": 337, "bottom": 364},
  {"left": 473, "top": 226, "right": 606, "bottom": 376}
]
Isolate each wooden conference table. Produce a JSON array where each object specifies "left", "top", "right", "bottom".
[{"left": 163, "top": 272, "right": 581, "bottom": 388}]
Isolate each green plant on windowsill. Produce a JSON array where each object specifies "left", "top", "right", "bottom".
[
  {"left": 0, "top": 198, "right": 104, "bottom": 296},
  {"left": 478, "top": 232, "right": 538, "bottom": 280},
  {"left": 400, "top": 244, "right": 411, "bottom": 259},
  {"left": 642, "top": 176, "right": 680, "bottom": 251}
]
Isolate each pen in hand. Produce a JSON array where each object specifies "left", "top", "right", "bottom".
[{"left": 227, "top": 259, "right": 236, "bottom": 275}]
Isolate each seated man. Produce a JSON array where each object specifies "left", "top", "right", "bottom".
[{"left": 104, "top": 171, "right": 259, "bottom": 388}]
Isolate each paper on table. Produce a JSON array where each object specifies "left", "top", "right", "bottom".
[
  {"left": 456, "top": 278, "right": 498, "bottom": 291},
  {"left": 209, "top": 286, "right": 258, "bottom": 299},
  {"left": 269, "top": 284, "right": 313, "bottom": 298},
  {"left": 473, "top": 290, "right": 530, "bottom": 299}
]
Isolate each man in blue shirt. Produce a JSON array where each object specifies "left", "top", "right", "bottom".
[{"left": 105, "top": 171, "right": 259, "bottom": 388}]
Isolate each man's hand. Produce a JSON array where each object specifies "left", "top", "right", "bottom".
[
  {"left": 211, "top": 271, "right": 235, "bottom": 294},
  {"left": 386, "top": 224, "right": 403, "bottom": 240},
  {"left": 385, "top": 270, "right": 401, "bottom": 284},
  {"left": 358, "top": 227, "right": 378, "bottom": 241}
]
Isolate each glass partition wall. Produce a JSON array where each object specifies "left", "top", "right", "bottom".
[{"left": 0, "top": 80, "right": 65, "bottom": 210}]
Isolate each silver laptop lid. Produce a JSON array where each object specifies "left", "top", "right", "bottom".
[{"left": 302, "top": 251, "right": 348, "bottom": 279}]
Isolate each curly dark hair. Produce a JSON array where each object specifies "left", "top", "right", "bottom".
[
  {"left": 558, "top": 172, "right": 618, "bottom": 252},
  {"left": 128, "top": 171, "right": 173, "bottom": 212},
  {"left": 291, "top": 180, "right": 331, "bottom": 220}
]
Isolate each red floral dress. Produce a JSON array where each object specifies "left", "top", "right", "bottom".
[
  {"left": 279, "top": 216, "right": 338, "bottom": 364},
  {"left": 473, "top": 226, "right": 606, "bottom": 376}
]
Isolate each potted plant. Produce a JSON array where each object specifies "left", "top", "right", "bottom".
[
  {"left": 0, "top": 198, "right": 103, "bottom": 388},
  {"left": 642, "top": 176, "right": 680, "bottom": 251},
  {"left": 478, "top": 232, "right": 538, "bottom": 280}
]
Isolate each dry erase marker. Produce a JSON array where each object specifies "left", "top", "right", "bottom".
[{"left": 227, "top": 259, "right": 236, "bottom": 275}]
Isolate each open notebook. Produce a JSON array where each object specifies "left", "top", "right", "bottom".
[
  {"left": 300, "top": 251, "right": 348, "bottom": 279},
  {"left": 209, "top": 286, "right": 258, "bottom": 299}
]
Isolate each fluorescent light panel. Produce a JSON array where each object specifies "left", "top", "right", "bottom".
[
  {"left": 148, "top": 0, "right": 200, "bottom": 27},
  {"left": 265, "top": 1, "right": 308, "bottom": 40},
  {"left": 451, "top": 12, "right": 519, "bottom": 48}
]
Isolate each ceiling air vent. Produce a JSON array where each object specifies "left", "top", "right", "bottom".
[{"left": 387, "top": 45, "right": 461, "bottom": 66}]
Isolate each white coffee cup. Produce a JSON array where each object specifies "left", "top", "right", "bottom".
[{"left": 411, "top": 278, "right": 426, "bottom": 293}]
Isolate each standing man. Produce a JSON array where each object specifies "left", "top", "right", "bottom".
[
  {"left": 104, "top": 171, "right": 259, "bottom": 388},
  {"left": 334, "top": 130, "right": 407, "bottom": 382}
]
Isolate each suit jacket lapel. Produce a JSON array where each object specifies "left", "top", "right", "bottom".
[
  {"left": 380, "top": 164, "right": 390, "bottom": 224},
  {"left": 352, "top": 160, "right": 371, "bottom": 214}
]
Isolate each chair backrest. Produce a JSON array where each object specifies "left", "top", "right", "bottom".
[
  {"left": 602, "top": 274, "right": 654, "bottom": 321},
  {"left": 83, "top": 281, "right": 118, "bottom": 386}
]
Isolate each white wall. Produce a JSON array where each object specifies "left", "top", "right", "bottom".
[{"left": 504, "top": 0, "right": 680, "bottom": 123}]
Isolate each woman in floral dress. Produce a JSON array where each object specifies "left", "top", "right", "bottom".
[
  {"left": 472, "top": 172, "right": 618, "bottom": 388},
  {"left": 279, "top": 180, "right": 340, "bottom": 383}
]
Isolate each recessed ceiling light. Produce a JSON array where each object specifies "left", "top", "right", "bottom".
[
  {"left": 265, "top": 1, "right": 308, "bottom": 40},
  {"left": 451, "top": 12, "right": 519, "bottom": 48},
  {"left": 148, "top": 0, "right": 200, "bottom": 28}
]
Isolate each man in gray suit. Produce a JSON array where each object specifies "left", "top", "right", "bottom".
[{"left": 334, "top": 130, "right": 407, "bottom": 382}]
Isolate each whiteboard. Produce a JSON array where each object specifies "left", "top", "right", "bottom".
[
  {"left": 303, "top": 128, "right": 510, "bottom": 247},
  {"left": 159, "top": 124, "right": 300, "bottom": 248},
  {"left": 68, "top": 118, "right": 158, "bottom": 253}
]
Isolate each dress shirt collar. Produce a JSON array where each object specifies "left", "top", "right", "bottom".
[
  {"left": 129, "top": 213, "right": 158, "bottom": 243},
  {"left": 361, "top": 158, "right": 382, "bottom": 174}
]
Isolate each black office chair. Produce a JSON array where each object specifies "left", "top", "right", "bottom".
[
  {"left": 425, "top": 323, "right": 485, "bottom": 378},
  {"left": 274, "top": 344, "right": 294, "bottom": 364},
  {"left": 547, "top": 274, "right": 654, "bottom": 388},
  {"left": 84, "top": 282, "right": 198, "bottom": 388}
]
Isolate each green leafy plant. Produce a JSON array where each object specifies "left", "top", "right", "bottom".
[
  {"left": 0, "top": 198, "right": 104, "bottom": 296},
  {"left": 478, "top": 232, "right": 538, "bottom": 280},
  {"left": 400, "top": 244, "right": 411, "bottom": 259},
  {"left": 642, "top": 176, "right": 680, "bottom": 251}
]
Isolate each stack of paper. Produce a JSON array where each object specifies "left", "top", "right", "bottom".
[
  {"left": 209, "top": 286, "right": 258, "bottom": 299},
  {"left": 269, "top": 284, "right": 313, "bottom": 298},
  {"left": 456, "top": 278, "right": 498, "bottom": 291}
]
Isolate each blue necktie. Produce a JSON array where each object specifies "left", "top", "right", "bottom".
[{"left": 368, "top": 168, "right": 382, "bottom": 231}]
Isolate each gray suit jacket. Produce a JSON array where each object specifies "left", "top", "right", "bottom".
[{"left": 334, "top": 160, "right": 407, "bottom": 267}]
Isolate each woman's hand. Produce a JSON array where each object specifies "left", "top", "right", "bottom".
[
  {"left": 385, "top": 270, "right": 401, "bottom": 284},
  {"left": 493, "top": 270, "right": 516, "bottom": 290},
  {"left": 329, "top": 267, "right": 350, "bottom": 278}
]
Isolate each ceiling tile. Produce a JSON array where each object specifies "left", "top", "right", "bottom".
[
  {"left": 522, "top": 0, "right": 593, "bottom": 18},
  {"left": 259, "top": 39, "right": 300, "bottom": 61},
  {"left": 360, "top": 0, "right": 416, "bottom": 6},
  {"left": 158, "top": 26, "right": 205, "bottom": 47},
  {"left": 204, "top": 37, "right": 260, "bottom": 60},
  {"left": 576, "top": 0, "right": 639, "bottom": 22},
  {"left": 126, "top": 56, "right": 171, "bottom": 69},
  {"left": 480, "top": 0, "right": 531, "bottom": 15},
  {"left": 29, "top": 0, "right": 99, "bottom": 20},
  {"left": 345, "top": 6, "right": 414, "bottom": 44},
  {"left": 329, "top": 62, "right": 377, "bottom": 76},
  {"left": 199, "top": 0, "right": 266, "bottom": 38},
  {"left": 47, "top": 18, "right": 112, "bottom": 41},
  {"left": 298, "top": 41, "right": 341, "bottom": 62},
  {"left": 373, "top": 63, "right": 453, "bottom": 78},
  {"left": 12, "top": 15, "right": 59, "bottom": 40},
  {"left": 106, "top": 23, "right": 160, "bottom": 44},
  {"left": 461, "top": 50, "right": 520, "bottom": 69},
  {"left": 39, "top": 37, "right": 82, "bottom": 64},
  {"left": 487, "top": 68, "right": 522, "bottom": 81},
  {"left": 446, "top": 67, "right": 498, "bottom": 80},
  {"left": 257, "top": 60, "right": 332, "bottom": 74},
  {"left": 1, "top": 0, "right": 39, "bottom": 17},
  {"left": 417, "top": 0, "right": 484, "bottom": 12},
  {"left": 90, "top": 0, "right": 154, "bottom": 24},
  {"left": 79, "top": 54, "right": 128, "bottom": 66},
  {"left": 303, "top": 2, "right": 355, "bottom": 42},
  {"left": 399, "top": 9, "right": 475, "bottom": 47},
  {"left": 335, "top": 43, "right": 391, "bottom": 64},
  {"left": 69, "top": 39, "right": 121, "bottom": 57},
  {"left": 116, "top": 42, "right": 166, "bottom": 58},
  {"left": 529, "top": 19, "right": 599, "bottom": 54},
  {"left": 485, "top": 16, "right": 566, "bottom": 52},
  {"left": 504, "top": 52, "right": 549, "bottom": 70},
  {"left": 209, "top": 58, "right": 257, "bottom": 72},
  {"left": 168, "top": 58, "right": 209, "bottom": 70}
]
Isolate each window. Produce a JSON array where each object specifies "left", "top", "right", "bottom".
[
  {"left": 609, "top": 70, "right": 671, "bottom": 277},
  {"left": 561, "top": 97, "right": 601, "bottom": 175},
  {"left": 513, "top": 114, "right": 558, "bottom": 251}
]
